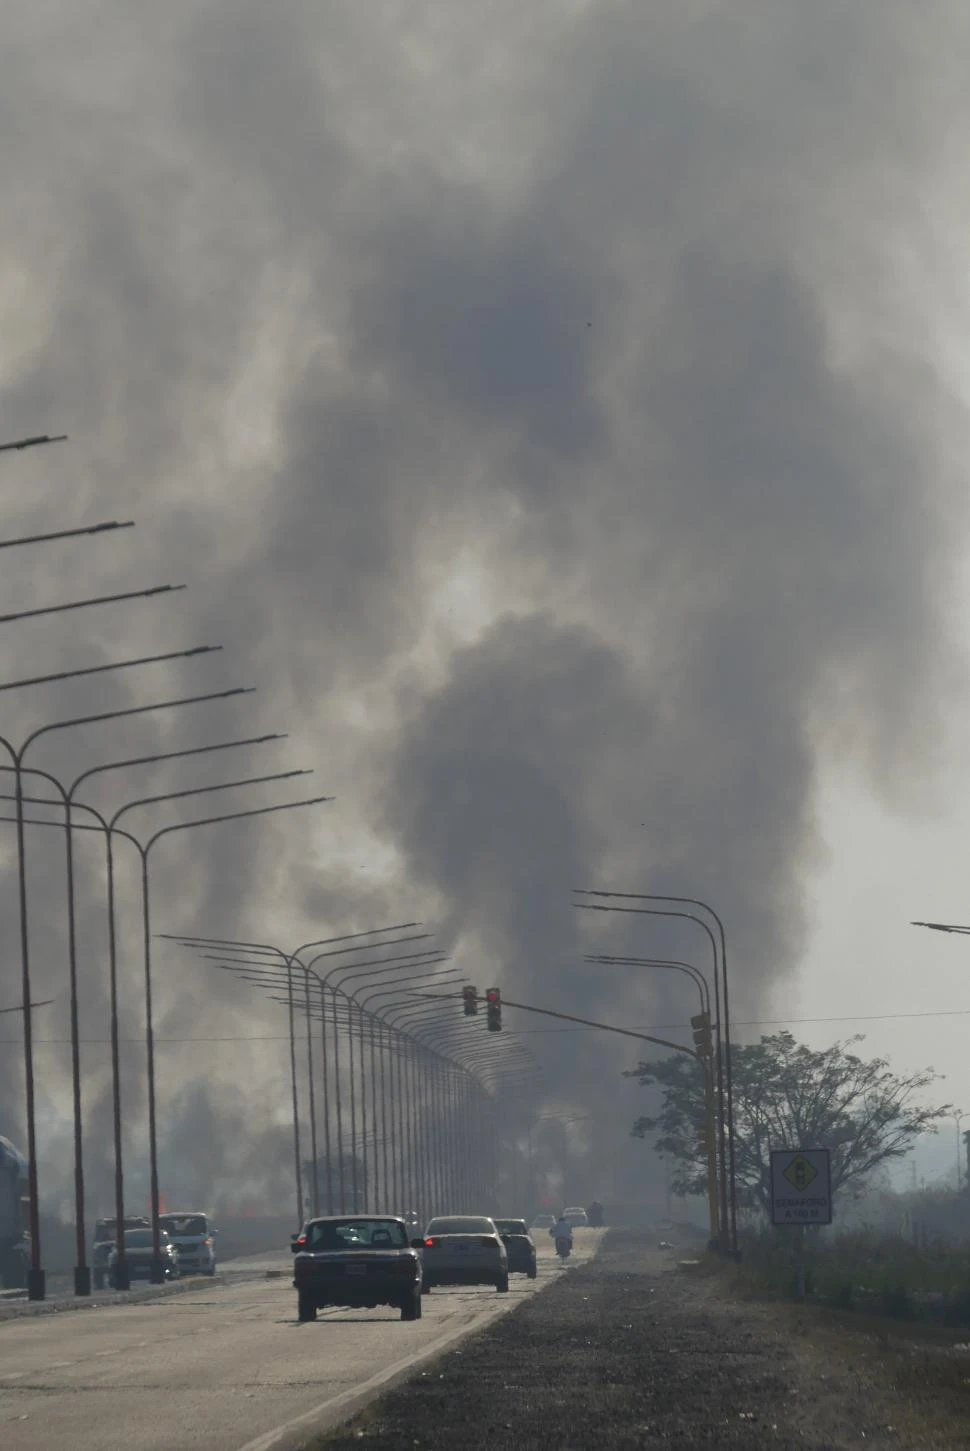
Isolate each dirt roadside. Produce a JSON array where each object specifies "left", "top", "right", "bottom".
[{"left": 314, "top": 1229, "right": 970, "bottom": 1450}]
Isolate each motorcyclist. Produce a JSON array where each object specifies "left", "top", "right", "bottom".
[{"left": 550, "top": 1213, "right": 573, "bottom": 1261}]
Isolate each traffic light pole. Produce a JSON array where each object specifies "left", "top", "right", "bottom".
[{"left": 458, "top": 991, "right": 720, "bottom": 1245}]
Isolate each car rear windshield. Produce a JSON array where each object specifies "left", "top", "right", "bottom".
[
  {"left": 160, "top": 1215, "right": 208, "bottom": 1236},
  {"left": 493, "top": 1220, "right": 528, "bottom": 1235},
  {"left": 305, "top": 1219, "right": 408, "bottom": 1250},
  {"left": 426, "top": 1217, "right": 496, "bottom": 1236}
]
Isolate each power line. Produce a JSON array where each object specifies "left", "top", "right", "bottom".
[{"left": 5, "top": 1002, "right": 970, "bottom": 1046}]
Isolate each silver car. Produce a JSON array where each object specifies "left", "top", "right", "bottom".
[
  {"left": 421, "top": 1216, "right": 508, "bottom": 1294},
  {"left": 158, "top": 1212, "right": 217, "bottom": 1276}
]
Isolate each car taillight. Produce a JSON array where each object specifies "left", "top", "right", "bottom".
[
  {"left": 424, "top": 1238, "right": 437, "bottom": 1248},
  {"left": 295, "top": 1236, "right": 307, "bottom": 1248}
]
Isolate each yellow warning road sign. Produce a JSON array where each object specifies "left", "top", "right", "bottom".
[
  {"left": 770, "top": 1148, "right": 832, "bottom": 1226},
  {"left": 782, "top": 1155, "right": 817, "bottom": 1192}
]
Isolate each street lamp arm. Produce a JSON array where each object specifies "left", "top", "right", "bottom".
[
  {"left": 0, "top": 433, "right": 67, "bottom": 452},
  {"left": 19, "top": 686, "right": 256, "bottom": 756},
  {"left": 354, "top": 972, "right": 463, "bottom": 1012},
  {"left": 309, "top": 945, "right": 441, "bottom": 990},
  {"left": 584, "top": 954, "right": 710, "bottom": 1016},
  {"left": 0, "top": 644, "right": 222, "bottom": 696},
  {"left": 0, "top": 519, "right": 131, "bottom": 550},
  {"left": 109, "top": 768, "right": 314, "bottom": 830},
  {"left": 0, "top": 582, "right": 187, "bottom": 628},
  {"left": 69, "top": 733, "right": 286, "bottom": 798},
  {"left": 143, "top": 794, "right": 334, "bottom": 853}
]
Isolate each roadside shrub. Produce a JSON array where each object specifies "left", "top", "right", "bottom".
[{"left": 734, "top": 1227, "right": 970, "bottom": 1325}]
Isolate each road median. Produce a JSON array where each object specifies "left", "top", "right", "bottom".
[{"left": 314, "top": 1228, "right": 970, "bottom": 1449}]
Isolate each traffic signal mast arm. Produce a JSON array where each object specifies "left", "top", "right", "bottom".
[
  {"left": 489, "top": 992, "right": 702, "bottom": 1061},
  {"left": 482, "top": 991, "right": 721, "bottom": 1247}
]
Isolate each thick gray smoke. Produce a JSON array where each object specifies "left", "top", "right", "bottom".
[{"left": 0, "top": 2, "right": 967, "bottom": 1216}]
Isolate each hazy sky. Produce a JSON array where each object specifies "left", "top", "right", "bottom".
[{"left": 2, "top": 1, "right": 970, "bottom": 1210}]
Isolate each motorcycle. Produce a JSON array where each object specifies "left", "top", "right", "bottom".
[{"left": 554, "top": 1234, "right": 573, "bottom": 1264}]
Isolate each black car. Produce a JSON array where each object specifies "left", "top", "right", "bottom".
[
  {"left": 108, "top": 1227, "right": 180, "bottom": 1286},
  {"left": 493, "top": 1218, "right": 538, "bottom": 1279},
  {"left": 291, "top": 1216, "right": 423, "bottom": 1323}
]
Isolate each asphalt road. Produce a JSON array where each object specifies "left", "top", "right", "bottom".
[{"left": 0, "top": 1234, "right": 601, "bottom": 1451}]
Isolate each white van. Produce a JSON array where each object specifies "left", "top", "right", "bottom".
[{"left": 158, "top": 1212, "right": 217, "bottom": 1275}]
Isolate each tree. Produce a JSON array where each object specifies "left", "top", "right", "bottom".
[{"left": 626, "top": 1032, "right": 948, "bottom": 1215}]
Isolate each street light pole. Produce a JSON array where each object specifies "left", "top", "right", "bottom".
[
  {"left": 0, "top": 669, "right": 248, "bottom": 1300},
  {"left": 952, "top": 1113, "right": 970, "bottom": 1192},
  {"left": 1, "top": 684, "right": 259, "bottom": 1295},
  {"left": 3, "top": 743, "right": 279, "bottom": 1291},
  {"left": 0, "top": 790, "right": 330, "bottom": 1288},
  {"left": 112, "top": 786, "right": 329, "bottom": 1282},
  {"left": 575, "top": 889, "right": 735, "bottom": 1254},
  {"left": 583, "top": 952, "right": 718, "bottom": 1245}
]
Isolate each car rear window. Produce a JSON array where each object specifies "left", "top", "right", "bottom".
[
  {"left": 159, "top": 1214, "right": 208, "bottom": 1236},
  {"left": 426, "top": 1217, "right": 496, "bottom": 1235},
  {"left": 305, "top": 1219, "right": 408, "bottom": 1250},
  {"left": 123, "top": 1230, "right": 154, "bottom": 1247},
  {"left": 494, "top": 1220, "right": 528, "bottom": 1235}
]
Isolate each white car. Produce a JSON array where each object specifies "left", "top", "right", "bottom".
[
  {"left": 421, "top": 1216, "right": 509, "bottom": 1293},
  {"left": 531, "top": 1213, "right": 556, "bottom": 1232},
  {"left": 158, "top": 1212, "right": 217, "bottom": 1275},
  {"left": 563, "top": 1206, "right": 589, "bottom": 1229}
]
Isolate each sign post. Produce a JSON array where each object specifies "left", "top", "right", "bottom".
[{"left": 770, "top": 1149, "right": 832, "bottom": 1299}]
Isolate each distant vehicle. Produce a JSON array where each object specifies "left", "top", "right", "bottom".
[
  {"left": 531, "top": 1213, "right": 556, "bottom": 1232},
  {"left": 422, "top": 1216, "right": 509, "bottom": 1294},
  {"left": 563, "top": 1206, "right": 589, "bottom": 1229},
  {"left": 291, "top": 1216, "right": 422, "bottom": 1323},
  {"left": 92, "top": 1215, "right": 150, "bottom": 1290},
  {"left": 108, "top": 1228, "right": 180, "bottom": 1286},
  {"left": 0, "top": 1136, "right": 28, "bottom": 1290},
  {"left": 586, "top": 1201, "right": 605, "bottom": 1228},
  {"left": 493, "top": 1218, "right": 537, "bottom": 1279},
  {"left": 158, "top": 1212, "right": 217, "bottom": 1276}
]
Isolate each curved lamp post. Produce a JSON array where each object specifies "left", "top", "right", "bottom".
[
  {"left": 575, "top": 889, "right": 736, "bottom": 1254},
  {"left": 0, "top": 727, "right": 284, "bottom": 1292},
  {"left": 0, "top": 677, "right": 252, "bottom": 1298}
]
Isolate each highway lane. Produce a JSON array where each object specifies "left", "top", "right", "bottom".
[{"left": 0, "top": 1234, "right": 602, "bottom": 1451}]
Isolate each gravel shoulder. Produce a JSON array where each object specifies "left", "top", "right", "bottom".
[{"left": 316, "top": 1229, "right": 970, "bottom": 1450}]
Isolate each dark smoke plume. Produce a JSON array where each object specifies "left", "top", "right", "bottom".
[{"left": 0, "top": 1, "right": 967, "bottom": 1212}]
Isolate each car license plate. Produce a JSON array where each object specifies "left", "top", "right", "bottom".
[{"left": 345, "top": 1264, "right": 366, "bottom": 1276}]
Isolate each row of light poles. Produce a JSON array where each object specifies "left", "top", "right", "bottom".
[
  {"left": 165, "top": 928, "right": 540, "bottom": 1226},
  {"left": 1, "top": 449, "right": 332, "bottom": 1297}
]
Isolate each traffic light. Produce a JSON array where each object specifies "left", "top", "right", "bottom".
[
  {"left": 697, "top": 1124, "right": 713, "bottom": 1157},
  {"left": 462, "top": 985, "right": 479, "bottom": 1017},
  {"left": 691, "top": 1011, "right": 713, "bottom": 1058},
  {"left": 485, "top": 987, "right": 502, "bottom": 1032}
]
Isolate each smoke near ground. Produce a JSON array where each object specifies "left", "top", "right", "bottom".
[{"left": 0, "top": 2, "right": 968, "bottom": 1215}]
